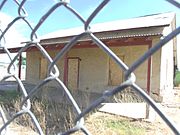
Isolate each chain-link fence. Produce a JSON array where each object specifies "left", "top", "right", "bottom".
[{"left": 0, "top": 0, "right": 180, "bottom": 134}]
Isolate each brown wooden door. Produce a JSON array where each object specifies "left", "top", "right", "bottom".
[
  {"left": 39, "top": 57, "right": 48, "bottom": 79},
  {"left": 67, "top": 58, "right": 80, "bottom": 90}
]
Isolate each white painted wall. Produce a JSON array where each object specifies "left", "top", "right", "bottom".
[{"left": 159, "top": 25, "right": 174, "bottom": 102}]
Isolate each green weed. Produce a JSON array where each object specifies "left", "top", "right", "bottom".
[
  {"left": 106, "top": 119, "right": 145, "bottom": 135},
  {"left": 174, "top": 71, "right": 180, "bottom": 86}
]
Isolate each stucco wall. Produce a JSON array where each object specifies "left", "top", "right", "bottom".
[
  {"left": 26, "top": 44, "right": 151, "bottom": 93},
  {"left": 26, "top": 50, "right": 64, "bottom": 85},
  {"left": 110, "top": 46, "right": 148, "bottom": 89},
  {"left": 150, "top": 37, "right": 162, "bottom": 101},
  {"left": 151, "top": 38, "right": 161, "bottom": 89},
  {"left": 56, "top": 46, "right": 149, "bottom": 93},
  {"left": 68, "top": 48, "right": 108, "bottom": 93}
]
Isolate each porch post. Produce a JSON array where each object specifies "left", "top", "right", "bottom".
[
  {"left": 17, "top": 53, "right": 22, "bottom": 92},
  {"left": 147, "top": 42, "right": 152, "bottom": 95},
  {"left": 63, "top": 53, "right": 68, "bottom": 86},
  {"left": 18, "top": 53, "right": 22, "bottom": 79},
  {"left": 146, "top": 41, "right": 152, "bottom": 119}
]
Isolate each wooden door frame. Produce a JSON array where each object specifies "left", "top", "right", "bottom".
[{"left": 64, "top": 56, "right": 81, "bottom": 90}]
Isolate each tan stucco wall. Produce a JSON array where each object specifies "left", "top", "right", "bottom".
[
  {"left": 110, "top": 46, "right": 148, "bottom": 89},
  {"left": 68, "top": 48, "right": 108, "bottom": 93},
  {"left": 26, "top": 45, "right": 151, "bottom": 94},
  {"left": 151, "top": 38, "right": 161, "bottom": 90},
  {"left": 26, "top": 50, "right": 64, "bottom": 85}
]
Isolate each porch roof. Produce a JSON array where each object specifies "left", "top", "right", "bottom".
[
  {"left": 40, "top": 27, "right": 163, "bottom": 45},
  {"left": 40, "top": 12, "right": 174, "bottom": 45},
  {"left": 40, "top": 12, "right": 174, "bottom": 40}
]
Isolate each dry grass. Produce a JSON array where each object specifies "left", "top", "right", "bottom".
[
  {"left": 0, "top": 90, "right": 178, "bottom": 135},
  {"left": 4, "top": 123, "right": 38, "bottom": 135},
  {"left": 73, "top": 112, "right": 146, "bottom": 135},
  {"left": 0, "top": 94, "right": 74, "bottom": 134}
]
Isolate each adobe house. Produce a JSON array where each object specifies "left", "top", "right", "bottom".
[{"left": 0, "top": 12, "right": 177, "bottom": 105}]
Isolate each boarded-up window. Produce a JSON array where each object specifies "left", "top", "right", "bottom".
[
  {"left": 67, "top": 58, "right": 80, "bottom": 90},
  {"left": 109, "top": 55, "right": 124, "bottom": 86},
  {"left": 39, "top": 57, "right": 48, "bottom": 79}
]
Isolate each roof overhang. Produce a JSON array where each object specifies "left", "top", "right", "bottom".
[
  {"left": 40, "top": 26, "right": 165, "bottom": 46},
  {"left": 0, "top": 34, "right": 161, "bottom": 53}
]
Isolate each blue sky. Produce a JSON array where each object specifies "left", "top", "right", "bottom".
[{"left": 1, "top": 0, "right": 179, "bottom": 36}]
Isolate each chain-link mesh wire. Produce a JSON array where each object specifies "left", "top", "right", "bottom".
[{"left": 0, "top": 0, "right": 180, "bottom": 134}]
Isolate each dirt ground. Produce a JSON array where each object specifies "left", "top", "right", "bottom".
[
  {"left": 146, "top": 105, "right": 180, "bottom": 135},
  {"left": 74, "top": 88, "right": 180, "bottom": 135},
  {"left": 83, "top": 111, "right": 179, "bottom": 135},
  {"left": 152, "top": 88, "right": 180, "bottom": 135},
  {"left": 63, "top": 88, "right": 180, "bottom": 135}
]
